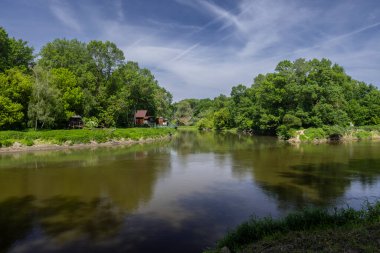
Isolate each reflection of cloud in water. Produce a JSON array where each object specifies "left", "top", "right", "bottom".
[{"left": 1, "top": 131, "right": 380, "bottom": 252}]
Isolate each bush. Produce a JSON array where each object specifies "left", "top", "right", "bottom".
[
  {"left": 323, "top": 125, "right": 346, "bottom": 139},
  {"left": 355, "top": 130, "right": 372, "bottom": 140},
  {"left": 196, "top": 117, "right": 213, "bottom": 130},
  {"left": 276, "top": 125, "right": 293, "bottom": 140},
  {"left": 282, "top": 114, "right": 302, "bottom": 128},
  {"left": 83, "top": 117, "right": 99, "bottom": 129},
  {"left": 300, "top": 128, "right": 326, "bottom": 141}
]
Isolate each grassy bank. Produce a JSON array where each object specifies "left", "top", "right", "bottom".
[
  {"left": 206, "top": 202, "right": 380, "bottom": 253},
  {"left": 0, "top": 128, "right": 175, "bottom": 148},
  {"left": 177, "top": 125, "right": 198, "bottom": 131},
  {"left": 285, "top": 125, "right": 380, "bottom": 143}
]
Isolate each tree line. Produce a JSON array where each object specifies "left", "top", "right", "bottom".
[
  {"left": 174, "top": 58, "right": 380, "bottom": 137},
  {"left": 0, "top": 27, "right": 172, "bottom": 130},
  {"left": 2, "top": 26, "right": 379, "bottom": 134}
]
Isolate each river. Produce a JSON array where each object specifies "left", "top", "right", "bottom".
[{"left": 0, "top": 130, "right": 380, "bottom": 253}]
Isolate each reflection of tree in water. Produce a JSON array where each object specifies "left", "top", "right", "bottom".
[
  {"left": 172, "top": 130, "right": 277, "bottom": 155},
  {"left": 229, "top": 141, "right": 380, "bottom": 209},
  {"left": 0, "top": 142, "right": 171, "bottom": 212},
  {"left": 0, "top": 196, "right": 35, "bottom": 253},
  {"left": 0, "top": 196, "right": 123, "bottom": 253}
]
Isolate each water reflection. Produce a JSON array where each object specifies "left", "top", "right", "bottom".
[
  {"left": 0, "top": 131, "right": 380, "bottom": 252},
  {"left": 0, "top": 142, "right": 171, "bottom": 211}
]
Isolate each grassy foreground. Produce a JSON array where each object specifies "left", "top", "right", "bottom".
[
  {"left": 0, "top": 128, "right": 175, "bottom": 148},
  {"left": 206, "top": 202, "right": 380, "bottom": 253}
]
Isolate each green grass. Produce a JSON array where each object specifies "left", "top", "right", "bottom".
[
  {"left": 0, "top": 128, "right": 175, "bottom": 147},
  {"left": 206, "top": 202, "right": 380, "bottom": 253},
  {"left": 177, "top": 125, "right": 198, "bottom": 131},
  {"left": 300, "top": 128, "right": 326, "bottom": 141}
]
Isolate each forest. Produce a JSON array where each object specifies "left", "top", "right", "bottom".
[
  {"left": 1, "top": 26, "right": 380, "bottom": 139},
  {"left": 0, "top": 26, "right": 172, "bottom": 130},
  {"left": 174, "top": 59, "right": 380, "bottom": 139}
]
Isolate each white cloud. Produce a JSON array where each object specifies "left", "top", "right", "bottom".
[
  {"left": 46, "top": 0, "right": 380, "bottom": 100},
  {"left": 49, "top": 0, "right": 82, "bottom": 33}
]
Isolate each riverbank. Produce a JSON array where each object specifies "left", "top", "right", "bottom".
[
  {"left": 0, "top": 128, "right": 175, "bottom": 153},
  {"left": 206, "top": 202, "right": 380, "bottom": 253},
  {"left": 287, "top": 125, "right": 380, "bottom": 143}
]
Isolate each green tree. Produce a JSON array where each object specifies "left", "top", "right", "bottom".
[
  {"left": 0, "top": 68, "right": 33, "bottom": 128},
  {"left": 0, "top": 27, "right": 34, "bottom": 72},
  {"left": 87, "top": 40, "right": 125, "bottom": 81},
  {"left": 174, "top": 100, "right": 193, "bottom": 125},
  {"left": 28, "top": 67, "right": 63, "bottom": 129}
]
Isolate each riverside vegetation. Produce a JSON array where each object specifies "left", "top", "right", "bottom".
[
  {"left": 206, "top": 201, "right": 380, "bottom": 253},
  {"left": 0, "top": 128, "right": 174, "bottom": 148},
  {"left": 0, "top": 26, "right": 172, "bottom": 130},
  {"left": 173, "top": 59, "right": 380, "bottom": 142},
  {"left": 1, "top": 25, "right": 380, "bottom": 144}
]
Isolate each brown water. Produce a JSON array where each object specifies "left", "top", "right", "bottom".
[{"left": 0, "top": 130, "right": 380, "bottom": 253}]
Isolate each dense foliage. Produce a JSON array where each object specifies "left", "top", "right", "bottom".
[
  {"left": 2, "top": 26, "right": 379, "bottom": 134},
  {"left": 0, "top": 27, "right": 172, "bottom": 130},
  {"left": 175, "top": 58, "right": 380, "bottom": 136}
]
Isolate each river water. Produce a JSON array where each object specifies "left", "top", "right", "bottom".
[{"left": 0, "top": 130, "right": 380, "bottom": 253}]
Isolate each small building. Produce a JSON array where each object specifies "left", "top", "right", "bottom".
[
  {"left": 134, "top": 110, "right": 155, "bottom": 126},
  {"left": 155, "top": 117, "right": 169, "bottom": 126},
  {"left": 134, "top": 110, "right": 148, "bottom": 126},
  {"left": 68, "top": 115, "right": 83, "bottom": 129},
  {"left": 134, "top": 110, "right": 167, "bottom": 127},
  {"left": 156, "top": 117, "right": 164, "bottom": 125}
]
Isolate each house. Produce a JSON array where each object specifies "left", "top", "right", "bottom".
[
  {"left": 134, "top": 110, "right": 148, "bottom": 126},
  {"left": 155, "top": 117, "right": 168, "bottom": 126},
  {"left": 68, "top": 115, "right": 83, "bottom": 129},
  {"left": 134, "top": 110, "right": 167, "bottom": 127}
]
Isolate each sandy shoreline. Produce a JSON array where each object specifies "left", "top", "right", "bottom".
[{"left": 0, "top": 136, "right": 172, "bottom": 154}]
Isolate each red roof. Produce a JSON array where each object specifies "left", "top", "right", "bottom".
[{"left": 135, "top": 110, "right": 148, "bottom": 118}]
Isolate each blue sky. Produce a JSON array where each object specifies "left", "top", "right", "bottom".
[{"left": 1, "top": 0, "right": 380, "bottom": 100}]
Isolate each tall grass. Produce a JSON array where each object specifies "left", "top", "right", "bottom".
[
  {"left": 215, "top": 201, "right": 380, "bottom": 252},
  {"left": 0, "top": 128, "right": 174, "bottom": 147}
]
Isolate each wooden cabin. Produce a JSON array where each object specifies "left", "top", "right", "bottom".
[
  {"left": 134, "top": 110, "right": 167, "bottom": 127},
  {"left": 155, "top": 117, "right": 168, "bottom": 126},
  {"left": 134, "top": 110, "right": 148, "bottom": 126},
  {"left": 156, "top": 117, "right": 164, "bottom": 125},
  {"left": 68, "top": 115, "right": 83, "bottom": 129}
]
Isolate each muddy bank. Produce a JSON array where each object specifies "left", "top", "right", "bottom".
[{"left": 0, "top": 136, "right": 172, "bottom": 153}]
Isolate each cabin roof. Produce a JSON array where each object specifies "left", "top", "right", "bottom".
[{"left": 135, "top": 110, "right": 148, "bottom": 118}]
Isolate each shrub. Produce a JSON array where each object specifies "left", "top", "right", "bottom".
[
  {"left": 302, "top": 128, "right": 326, "bottom": 141},
  {"left": 276, "top": 125, "right": 293, "bottom": 140},
  {"left": 83, "top": 117, "right": 99, "bottom": 129},
  {"left": 282, "top": 114, "right": 302, "bottom": 128}
]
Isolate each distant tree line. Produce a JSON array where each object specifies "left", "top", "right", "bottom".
[
  {"left": 0, "top": 26, "right": 172, "bottom": 130},
  {"left": 174, "top": 58, "right": 380, "bottom": 136}
]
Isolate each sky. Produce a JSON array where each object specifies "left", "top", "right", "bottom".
[{"left": 1, "top": 0, "right": 380, "bottom": 101}]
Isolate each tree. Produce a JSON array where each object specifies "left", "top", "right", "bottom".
[
  {"left": 50, "top": 68, "right": 85, "bottom": 119},
  {"left": 0, "top": 27, "right": 34, "bottom": 72},
  {"left": 87, "top": 40, "right": 125, "bottom": 81},
  {"left": 174, "top": 100, "right": 193, "bottom": 125},
  {"left": 28, "top": 67, "right": 63, "bottom": 129},
  {"left": 0, "top": 68, "right": 33, "bottom": 128},
  {"left": 0, "top": 96, "right": 23, "bottom": 128}
]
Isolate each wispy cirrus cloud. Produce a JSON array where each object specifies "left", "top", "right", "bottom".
[
  {"left": 49, "top": 0, "right": 83, "bottom": 33},
  {"left": 2, "top": 0, "right": 379, "bottom": 100}
]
